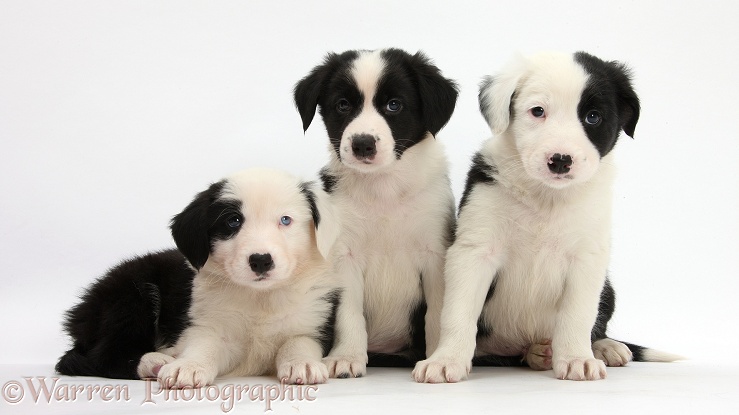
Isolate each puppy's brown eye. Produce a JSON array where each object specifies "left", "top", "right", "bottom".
[
  {"left": 336, "top": 99, "right": 351, "bottom": 114},
  {"left": 530, "top": 107, "right": 545, "bottom": 118}
]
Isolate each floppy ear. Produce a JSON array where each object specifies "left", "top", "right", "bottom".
[
  {"left": 293, "top": 52, "right": 342, "bottom": 132},
  {"left": 410, "top": 51, "right": 459, "bottom": 136},
  {"left": 300, "top": 181, "right": 340, "bottom": 260},
  {"left": 170, "top": 180, "right": 225, "bottom": 270},
  {"left": 608, "top": 60, "right": 641, "bottom": 138},
  {"left": 478, "top": 66, "right": 522, "bottom": 135}
]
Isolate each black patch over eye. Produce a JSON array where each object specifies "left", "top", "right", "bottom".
[
  {"left": 225, "top": 214, "right": 242, "bottom": 229},
  {"left": 530, "top": 106, "right": 545, "bottom": 118},
  {"left": 336, "top": 98, "right": 351, "bottom": 114},
  {"left": 585, "top": 110, "right": 602, "bottom": 125},
  {"left": 385, "top": 99, "right": 402, "bottom": 113}
]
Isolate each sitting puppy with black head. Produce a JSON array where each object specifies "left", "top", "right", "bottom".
[
  {"left": 293, "top": 48, "right": 458, "bottom": 377},
  {"left": 58, "top": 168, "right": 341, "bottom": 386},
  {"left": 414, "top": 51, "right": 679, "bottom": 383}
]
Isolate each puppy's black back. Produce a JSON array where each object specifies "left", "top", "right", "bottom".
[{"left": 56, "top": 249, "right": 194, "bottom": 379}]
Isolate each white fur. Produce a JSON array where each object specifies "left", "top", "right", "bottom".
[
  {"left": 415, "top": 52, "right": 618, "bottom": 383},
  {"left": 322, "top": 51, "right": 454, "bottom": 377},
  {"left": 137, "top": 168, "right": 340, "bottom": 387}
]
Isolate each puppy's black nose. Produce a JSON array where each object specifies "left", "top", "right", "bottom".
[
  {"left": 548, "top": 153, "right": 572, "bottom": 174},
  {"left": 248, "top": 253, "right": 274, "bottom": 275},
  {"left": 351, "top": 134, "right": 377, "bottom": 159}
]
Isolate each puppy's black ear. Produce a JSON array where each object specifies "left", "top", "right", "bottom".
[
  {"left": 300, "top": 181, "right": 340, "bottom": 260},
  {"left": 170, "top": 180, "right": 225, "bottom": 270},
  {"left": 293, "top": 52, "right": 343, "bottom": 132},
  {"left": 410, "top": 51, "right": 459, "bottom": 136},
  {"left": 609, "top": 61, "right": 641, "bottom": 138}
]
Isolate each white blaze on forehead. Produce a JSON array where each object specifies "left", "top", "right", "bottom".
[{"left": 351, "top": 50, "right": 385, "bottom": 109}]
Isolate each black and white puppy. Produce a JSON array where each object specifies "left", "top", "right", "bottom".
[
  {"left": 137, "top": 168, "right": 340, "bottom": 387},
  {"left": 294, "top": 48, "right": 458, "bottom": 377},
  {"left": 59, "top": 168, "right": 341, "bottom": 386},
  {"left": 414, "top": 51, "right": 679, "bottom": 383}
]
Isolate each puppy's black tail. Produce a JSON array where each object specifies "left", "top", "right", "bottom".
[
  {"left": 56, "top": 349, "right": 96, "bottom": 376},
  {"left": 55, "top": 349, "right": 140, "bottom": 379},
  {"left": 619, "top": 341, "right": 685, "bottom": 362}
]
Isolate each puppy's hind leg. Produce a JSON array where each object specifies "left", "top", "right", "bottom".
[
  {"left": 524, "top": 340, "right": 553, "bottom": 371},
  {"left": 137, "top": 348, "right": 176, "bottom": 379},
  {"left": 592, "top": 338, "right": 633, "bottom": 367}
]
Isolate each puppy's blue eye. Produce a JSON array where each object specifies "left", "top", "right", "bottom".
[
  {"left": 226, "top": 215, "right": 242, "bottom": 229},
  {"left": 336, "top": 99, "right": 351, "bottom": 114},
  {"left": 386, "top": 99, "right": 402, "bottom": 113},
  {"left": 585, "top": 110, "right": 601, "bottom": 125},
  {"left": 530, "top": 107, "right": 545, "bottom": 118},
  {"left": 280, "top": 216, "right": 292, "bottom": 226}
]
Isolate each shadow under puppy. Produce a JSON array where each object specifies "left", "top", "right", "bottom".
[
  {"left": 293, "top": 48, "right": 458, "bottom": 377},
  {"left": 58, "top": 168, "right": 341, "bottom": 386},
  {"left": 414, "top": 51, "right": 680, "bottom": 383}
]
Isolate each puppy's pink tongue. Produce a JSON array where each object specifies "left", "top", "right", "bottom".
[{"left": 152, "top": 365, "right": 162, "bottom": 376}]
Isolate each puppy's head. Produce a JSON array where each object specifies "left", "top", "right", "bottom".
[
  {"left": 479, "top": 51, "right": 640, "bottom": 188},
  {"left": 294, "top": 48, "right": 458, "bottom": 173},
  {"left": 170, "top": 168, "right": 339, "bottom": 290}
]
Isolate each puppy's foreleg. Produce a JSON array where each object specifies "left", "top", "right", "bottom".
[
  {"left": 422, "top": 251, "right": 446, "bottom": 356},
  {"left": 552, "top": 257, "right": 609, "bottom": 381},
  {"left": 154, "top": 325, "right": 236, "bottom": 388},
  {"left": 413, "top": 241, "right": 500, "bottom": 383},
  {"left": 323, "top": 259, "right": 367, "bottom": 378},
  {"left": 277, "top": 336, "right": 329, "bottom": 385}
]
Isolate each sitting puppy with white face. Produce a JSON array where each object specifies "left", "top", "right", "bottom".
[
  {"left": 414, "top": 51, "right": 679, "bottom": 383},
  {"left": 138, "top": 168, "right": 341, "bottom": 387},
  {"left": 293, "top": 48, "right": 458, "bottom": 378}
]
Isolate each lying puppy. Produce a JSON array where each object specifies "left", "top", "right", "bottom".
[
  {"left": 58, "top": 168, "right": 340, "bottom": 386},
  {"left": 414, "top": 51, "right": 678, "bottom": 383},
  {"left": 294, "top": 48, "right": 458, "bottom": 377}
]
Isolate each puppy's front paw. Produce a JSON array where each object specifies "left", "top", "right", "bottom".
[
  {"left": 278, "top": 359, "right": 329, "bottom": 385},
  {"left": 553, "top": 357, "right": 606, "bottom": 381},
  {"left": 157, "top": 359, "right": 217, "bottom": 389},
  {"left": 592, "top": 338, "right": 633, "bottom": 367},
  {"left": 412, "top": 356, "right": 470, "bottom": 383},
  {"left": 322, "top": 355, "right": 366, "bottom": 379},
  {"left": 138, "top": 352, "right": 175, "bottom": 379},
  {"left": 524, "top": 340, "right": 552, "bottom": 371}
]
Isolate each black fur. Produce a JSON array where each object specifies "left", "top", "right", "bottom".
[
  {"left": 574, "top": 51, "right": 641, "bottom": 157},
  {"left": 56, "top": 249, "right": 194, "bottom": 379},
  {"left": 318, "top": 167, "right": 338, "bottom": 194},
  {"left": 458, "top": 152, "right": 498, "bottom": 214},
  {"left": 316, "top": 289, "right": 341, "bottom": 356},
  {"left": 169, "top": 180, "right": 237, "bottom": 270},
  {"left": 299, "top": 181, "right": 321, "bottom": 228}
]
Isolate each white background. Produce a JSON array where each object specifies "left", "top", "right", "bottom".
[{"left": 0, "top": 0, "right": 737, "bottom": 399}]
